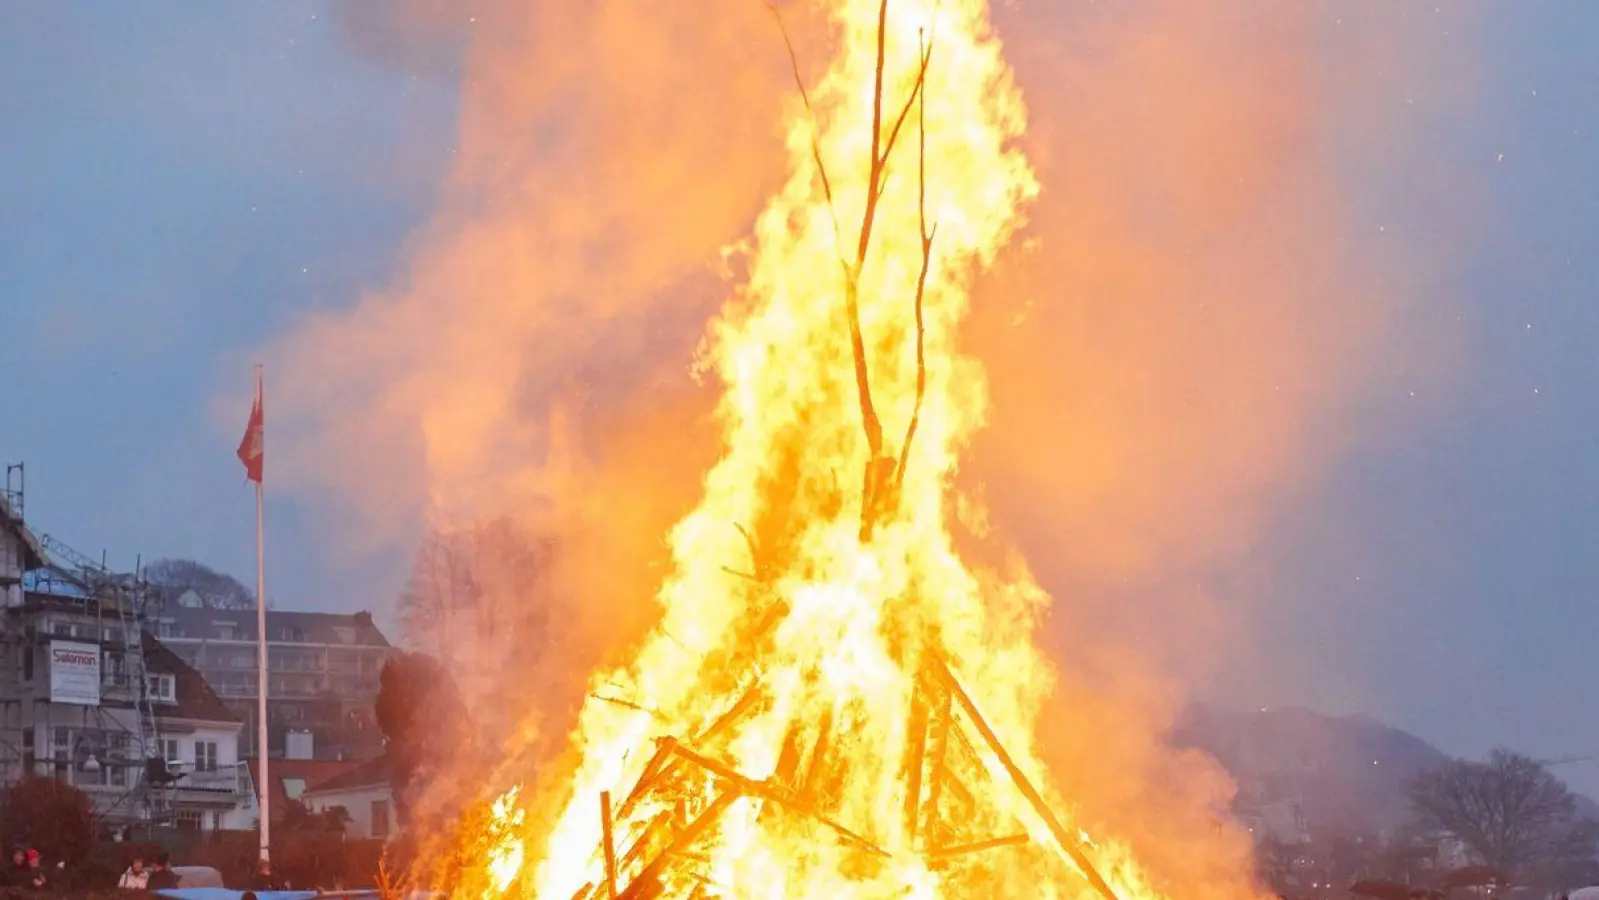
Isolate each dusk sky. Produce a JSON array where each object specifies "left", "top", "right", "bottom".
[{"left": 4, "top": 1, "right": 1598, "bottom": 796}]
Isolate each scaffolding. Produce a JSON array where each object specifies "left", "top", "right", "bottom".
[{"left": 0, "top": 474, "right": 168, "bottom": 828}]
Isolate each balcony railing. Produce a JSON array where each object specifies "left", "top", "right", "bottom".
[{"left": 170, "top": 768, "right": 243, "bottom": 794}]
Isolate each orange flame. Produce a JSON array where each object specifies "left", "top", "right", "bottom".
[{"left": 446, "top": 1, "right": 1271, "bottom": 898}]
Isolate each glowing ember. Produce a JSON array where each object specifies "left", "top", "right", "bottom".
[{"left": 451, "top": 1, "right": 1219, "bottom": 898}]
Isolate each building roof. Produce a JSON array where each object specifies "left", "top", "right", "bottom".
[
  {"left": 0, "top": 494, "right": 47, "bottom": 572},
  {"left": 244, "top": 757, "right": 361, "bottom": 822},
  {"left": 142, "top": 632, "right": 240, "bottom": 724},
  {"left": 162, "top": 607, "right": 391, "bottom": 647},
  {"left": 300, "top": 754, "right": 391, "bottom": 795}
]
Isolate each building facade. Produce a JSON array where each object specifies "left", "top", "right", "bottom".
[
  {"left": 0, "top": 591, "right": 248, "bottom": 834},
  {"left": 0, "top": 495, "right": 253, "bottom": 834},
  {"left": 156, "top": 607, "right": 392, "bottom": 761}
]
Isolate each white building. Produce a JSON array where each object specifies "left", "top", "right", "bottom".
[
  {"left": 298, "top": 756, "right": 395, "bottom": 841},
  {"left": 240, "top": 755, "right": 357, "bottom": 834}
]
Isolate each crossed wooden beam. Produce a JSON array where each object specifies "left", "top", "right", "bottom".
[{"left": 566, "top": 655, "right": 1121, "bottom": 900}]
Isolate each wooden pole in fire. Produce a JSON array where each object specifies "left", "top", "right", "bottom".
[
  {"left": 935, "top": 660, "right": 1119, "bottom": 900},
  {"left": 601, "top": 790, "right": 618, "bottom": 898}
]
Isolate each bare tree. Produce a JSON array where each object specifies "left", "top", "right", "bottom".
[
  {"left": 397, "top": 529, "right": 481, "bottom": 658},
  {"left": 397, "top": 518, "right": 551, "bottom": 659},
  {"left": 144, "top": 557, "right": 254, "bottom": 609},
  {"left": 1407, "top": 748, "right": 1598, "bottom": 880}
]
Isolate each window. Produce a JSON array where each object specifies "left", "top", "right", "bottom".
[
  {"left": 174, "top": 810, "right": 202, "bottom": 832},
  {"left": 110, "top": 765, "right": 126, "bottom": 787},
  {"left": 103, "top": 652, "right": 127, "bottom": 686},
  {"left": 161, "top": 738, "right": 179, "bottom": 763},
  {"left": 144, "top": 674, "right": 176, "bottom": 703},
  {"left": 21, "top": 727, "right": 34, "bottom": 774},
  {"left": 371, "top": 799, "right": 391, "bottom": 839},
  {"left": 52, "top": 728, "right": 69, "bottom": 780},
  {"left": 52, "top": 622, "right": 71, "bottom": 637},
  {"left": 22, "top": 647, "right": 31, "bottom": 681},
  {"left": 194, "top": 741, "right": 218, "bottom": 773}
]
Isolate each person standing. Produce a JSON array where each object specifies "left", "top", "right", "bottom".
[
  {"left": 145, "top": 853, "right": 179, "bottom": 891},
  {"left": 117, "top": 856, "right": 149, "bottom": 890}
]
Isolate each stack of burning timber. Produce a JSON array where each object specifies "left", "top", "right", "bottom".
[
  {"left": 572, "top": 652, "right": 1121, "bottom": 900},
  {"left": 447, "top": 1, "right": 1195, "bottom": 898}
]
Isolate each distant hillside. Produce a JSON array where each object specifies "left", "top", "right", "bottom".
[
  {"left": 1172, "top": 705, "right": 1451, "bottom": 836},
  {"left": 1174, "top": 705, "right": 1599, "bottom": 838}
]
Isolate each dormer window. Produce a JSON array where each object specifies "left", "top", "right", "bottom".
[{"left": 143, "top": 674, "right": 176, "bottom": 703}]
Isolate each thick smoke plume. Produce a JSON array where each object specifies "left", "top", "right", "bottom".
[
  {"left": 266, "top": 0, "right": 802, "bottom": 750},
  {"left": 258, "top": 0, "right": 1476, "bottom": 892}
]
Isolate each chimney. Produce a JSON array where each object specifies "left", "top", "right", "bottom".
[
  {"left": 353, "top": 611, "right": 373, "bottom": 628},
  {"left": 285, "top": 729, "right": 314, "bottom": 761}
]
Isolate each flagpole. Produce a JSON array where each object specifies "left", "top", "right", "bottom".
[{"left": 254, "top": 364, "right": 270, "bottom": 863}]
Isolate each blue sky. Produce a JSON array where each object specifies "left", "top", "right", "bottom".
[
  {"left": 1248, "top": 3, "right": 1599, "bottom": 785},
  {"left": 0, "top": 2, "right": 456, "bottom": 608},
  {"left": 3, "top": 2, "right": 1599, "bottom": 792}
]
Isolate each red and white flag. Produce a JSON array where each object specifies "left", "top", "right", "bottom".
[{"left": 237, "top": 375, "right": 264, "bottom": 484}]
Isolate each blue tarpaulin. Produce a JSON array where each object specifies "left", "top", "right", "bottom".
[{"left": 154, "top": 891, "right": 317, "bottom": 900}]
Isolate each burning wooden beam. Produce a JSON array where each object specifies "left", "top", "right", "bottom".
[
  {"left": 615, "top": 681, "right": 766, "bottom": 823},
  {"left": 920, "top": 683, "right": 953, "bottom": 847},
  {"left": 619, "top": 737, "right": 680, "bottom": 820},
  {"left": 800, "top": 705, "right": 835, "bottom": 799},
  {"left": 936, "top": 659, "right": 1121, "bottom": 900},
  {"left": 619, "top": 810, "right": 673, "bottom": 876},
  {"left": 903, "top": 692, "right": 929, "bottom": 842},
  {"left": 695, "top": 682, "right": 763, "bottom": 745},
  {"left": 616, "top": 792, "right": 740, "bottom": 900},
  {"left": 601, "top": 791, "right": 619, "bottom": 899},
  {"left": 669, "top": 743, "right": 887, "bottom": 858},
  {"left": 757, "top": 724, "right": 807, "bottom": 829},
  {"left": 929, "top": 833, "right": 1030, "bottom": 860}
]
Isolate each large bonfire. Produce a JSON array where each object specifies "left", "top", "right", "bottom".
[{"left": 448, "top": 1, "right": 1202, "bottom": 898}]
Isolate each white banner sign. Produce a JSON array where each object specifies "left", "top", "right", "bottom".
[{"left": 49, "top": 641, "right": 100, "bottom": 707}]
